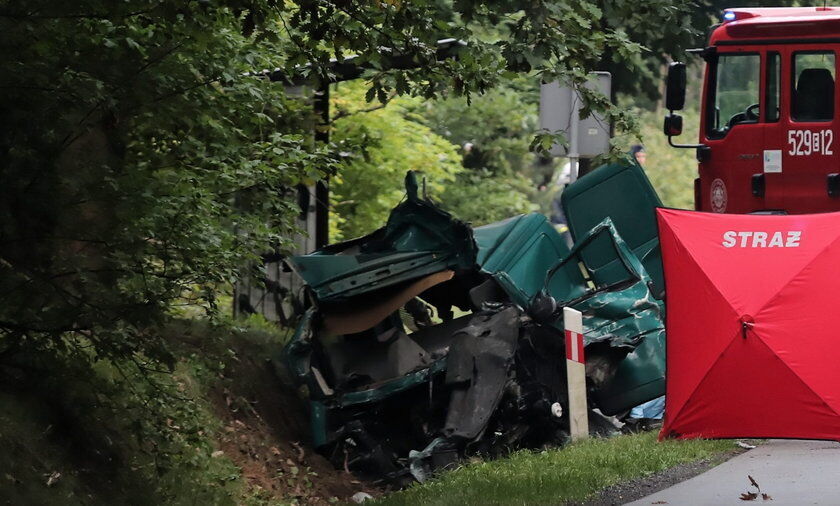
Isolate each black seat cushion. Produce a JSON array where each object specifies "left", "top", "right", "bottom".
[{"left": 794, "top": 68, "right": 834, "bottom": 121}]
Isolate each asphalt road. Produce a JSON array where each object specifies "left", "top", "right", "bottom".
[{"left": 625, "top": 439, "right": 840, "bottom": 506}]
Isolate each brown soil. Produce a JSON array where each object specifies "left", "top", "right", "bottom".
[{"left": 207, "top": 335, "right": 379, "bottom": 504}]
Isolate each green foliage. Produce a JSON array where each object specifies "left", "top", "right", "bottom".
[
  {"left": 594, "top": 0, "right": 701, "bottom": 104},
  {"left": 375, "top": 431, "right": 734, "bottom": 506},
  {"left": 0, "top": 318, "right": 312, "bottom": 504},
  {"left": 614, "top": 100, "right": 700, "bottom": 210},
  {"left": 409, "top": 79, "right": 553, "bottom": 223},
  {"left": 415, "top": 83, "right": 540, "bottom": 178},
  {"left": 595, "top": 0, "right": 792, "bottom": 104},
  {"left": 284, "top": 0, "right": 694, "bottom": 150},
  {"left": 0, "top": 346, "right": 242, "bottom": 505},
  {"left": 440, "top": 171, "right": 538, "bottom": 227},
  {"left": 331, "top": 81, "right": 540, "bottom": 239},
  {"left": 330, "top": 83, "right": 463, "bottom": 241},
  {"left": 0, "top": 1, "right": 339, "bottom": 364},
  {"left": 0, "top": 0, "right": 698, "bottom": 364}
]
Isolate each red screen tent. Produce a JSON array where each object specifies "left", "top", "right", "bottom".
[{"left": 658, "top": 208, "right": 840, "bottom": 441}]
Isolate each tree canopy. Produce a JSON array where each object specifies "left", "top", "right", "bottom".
[{"left": 0, "top": 0, "right": 694, "bottom": 366}]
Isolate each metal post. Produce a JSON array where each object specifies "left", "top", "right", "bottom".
[
  {"left": 313, "top": 83, "right": 330, "bottom": 249},
  {"left": 564, "top": 307, "right": 589, "bottom": 441},
  {"left": 568, "top": 87, "right": 581, "bottom": 183}
]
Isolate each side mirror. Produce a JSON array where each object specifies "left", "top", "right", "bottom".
[
  {"left": 664, "top": 113, "right": 683, "bottom": 137},
  {"left": 665, "top": 62, "right": 687, "bottom": 111}
]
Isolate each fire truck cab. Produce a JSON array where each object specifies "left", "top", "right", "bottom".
[{"left": 665, "top": 7, "right": 840, "bottom": 214}]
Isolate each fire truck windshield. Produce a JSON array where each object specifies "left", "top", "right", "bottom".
[{"left": 708, "top": 53, "right": 761, "bottom": 138}]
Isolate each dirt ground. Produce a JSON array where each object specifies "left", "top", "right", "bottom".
[{"left": 208, "top": 337, "right": 379, "bottom": 504}]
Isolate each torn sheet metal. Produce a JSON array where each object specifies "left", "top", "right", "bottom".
[{"left": 282, "top": 169, "right": 666, "bottom": 485}]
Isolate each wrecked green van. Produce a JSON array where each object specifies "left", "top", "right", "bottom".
[{"left": 283, "top": 163, "right": 665, "bottom": 485}]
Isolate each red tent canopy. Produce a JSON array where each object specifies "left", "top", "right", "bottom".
[{"left": 658, "top": 208, "right": 840, "bottom": 440}]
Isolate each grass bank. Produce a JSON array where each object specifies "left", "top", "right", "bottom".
[
  {"left": 376, "top": 432, "right": 733, "bottom": 506},
  {"left": 0, "top": 318, "right": 357, "bottom": 505}
]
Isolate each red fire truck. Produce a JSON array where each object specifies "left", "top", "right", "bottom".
[{"left": 665, "top": 7, "right": 840, "bottom": 214}]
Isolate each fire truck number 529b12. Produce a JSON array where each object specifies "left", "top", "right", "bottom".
[{"left": 663, "top": 7, "right": 840, "bottom": 215}]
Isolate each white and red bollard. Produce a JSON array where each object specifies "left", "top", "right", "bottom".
[{"left": 564, "top": 307, "right": 588, "bottom": 441}]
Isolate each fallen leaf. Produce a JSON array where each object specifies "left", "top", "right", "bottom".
[
  {"left": 749, "top": 475, "right": 760, "bottom": 490},
  {"left": 762, "top": 493, "right": 773, "bottom": 501},
  {"left": 737, "top": 441, "right": 757, "bottom": 449},
  {"left": 652, "top": 501, "right": 668, "bottom": 504},
  {"left": 46, "top": 472, "right": 61, "bottom": 487},
  {"left": 740, "top": 492, "right": 758, "bottom": 501}
]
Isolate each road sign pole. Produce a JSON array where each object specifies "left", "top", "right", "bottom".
[
  {"left": 568, "top": 88, "right": 580, "bottom": 183},
  {"left": 564, "top": 307, "right": 588, "bottom": 441}
]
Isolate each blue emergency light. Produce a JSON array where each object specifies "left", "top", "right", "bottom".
[{"left": 722, "top": 11, "right": 736, "bottom": 21}]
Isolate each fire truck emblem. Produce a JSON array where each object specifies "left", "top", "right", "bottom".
[{"left": 710, "top": 178, "right": 727, "bottom": 213}]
